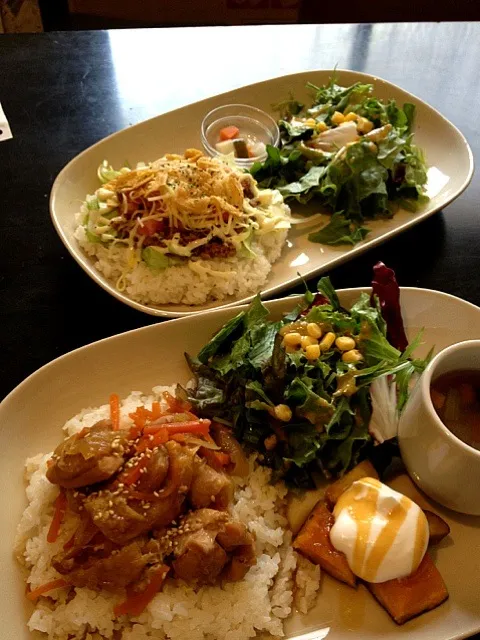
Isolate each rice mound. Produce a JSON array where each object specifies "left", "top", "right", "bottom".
[
  {"left": 74, "top": 222, "right": 288, "bottom": 307},
  {"left": 15, "top": 387, "right": 320, "bottom": 640}
]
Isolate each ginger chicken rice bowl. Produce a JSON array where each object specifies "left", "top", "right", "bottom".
[{"left": 15, "top": 387, "right": 319, "bottom": 640}]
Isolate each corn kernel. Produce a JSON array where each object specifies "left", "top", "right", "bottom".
[
  {"left": 316, "top": 120, "right": 328, "bottom": 132},
  {"left": 357, "top": 117, "right": 374, "bottom": 134},
  {"left": 283, "top": 332, "right": 302, "bottom": 347},
  {"left": 331, "top": 111, "right": 345, "bottom": 125},
  {"left": 305, "top": 118, "right": 317, "bottom": 126},
  {"left": 344, "top": 112, "right": 358, "bottom": 122},
  {"left": 335, "top": 336, "right": 356, "bottom": 351},
  {"left": 319, "top": 331, "right": 336, "bottom": 351},
  {"left": 274, "top": 404, "right": 292, "bottom": 422},
  {"left": 301, "top": 335, "right": 317, "bottom": 349},
  {"left": 342, "top": 349, "right": 364, "bottom": 364},
  {"left": 305, "top": 344, "right": 321, "bottom": 360},
  {"left": 307, "top": 322, "right": 323, "bottom": 339}
]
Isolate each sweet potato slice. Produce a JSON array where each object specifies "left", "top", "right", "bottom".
[
  {"left": 325, "top": 460, "right": 379, "bottom": 508},
  {"left": 367, "top": 553, "right": 449, "bottom": 624},
  {"left": 424, "top": 510, "right": 451, "bottom": 545},
  {"left": 293, "top": 501, "right": 356, "bottom": 587},
  {"left": 287, "top": 487, "right": 326, "bottom": 535}
]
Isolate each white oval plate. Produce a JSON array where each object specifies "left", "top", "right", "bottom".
[
  {"left": 1, "top": 287, "right": 480, "bottom": 640},
  {"left": 50, "top": 69, "right": 474, "bottom": 318}
]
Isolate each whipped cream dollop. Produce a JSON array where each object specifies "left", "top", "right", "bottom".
[{"left": 329, "top": 477, "right": 429, "bottom": 583}]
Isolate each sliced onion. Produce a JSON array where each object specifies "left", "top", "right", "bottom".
[
  {"left": 186, "top": 437, "right": 220, "bottom": 450},
  {"left": 288, "top": 213, "right": 326, "bottom": 227},
  {"left": 211, "top": 423, "right": 249, "bottom": 477},
  {"left": 153, "top": 447, "right": 181, "bottom": 499}
]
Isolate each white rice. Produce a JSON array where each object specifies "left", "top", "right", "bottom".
[
  {"left": 15, "top": 387, "right": 320, "bottom": 640},
  {"left": 74, "top": 223, "right": 288, "bottom": 307}
]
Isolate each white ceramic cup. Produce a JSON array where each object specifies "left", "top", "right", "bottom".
[{"left": 398, "top": 339, "right": 480, "bottom": 515}]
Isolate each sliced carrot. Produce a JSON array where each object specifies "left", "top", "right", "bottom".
[
  {"left": 114, "top": 565, "right": 169, "bottom": 617},
  {"left": 150, "top": 401, "right": 161, "bottom": 420},
  {"left": 430, "top": 389, "right": 446, "bottom": 411},
  {"left": 170, "top": 433, "right": 187, "bottom": 443},
  {"left": 135, "top": 428, "right": 169, "bottom": 453},
  {"left": 162, "top": 391, "right": 192, "bottom": 413},
  {"left": 26, "top": 578, "right": 68, "bottom": 601},
  {"left": 110, "top": 393, "right": 120, "bottom": 431},
  {"left": 63, "top": 531, "right": 76, "bottom": 550},
  {"left": 129, "top": 406, "right": 149, "bottom": 429},
  {"left": 128, "top": 424, "right": 144, "bottom": 440},
  {"left": 201, "top": 448, "right": 231, "bottom": 468},
  {"left": 47, "top": 491, "right": 68, "bottom": 543},
  {"left": 219, "top": 125, "right": 240, "bottom": 141},
  {"left": 122, "top": 457, "right": 149, "bottom": 486},
  {"left": 144, "top": 419, "right": 210, "bottom": 437}
]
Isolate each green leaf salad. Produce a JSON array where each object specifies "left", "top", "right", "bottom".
[
  {"left": 250, "top": 77, "right": 429, "bottom": 246},
  {"left": 185, "top": 264, "right": 431, "bottom": 488}
]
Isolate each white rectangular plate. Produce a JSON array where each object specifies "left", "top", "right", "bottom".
[
  {"left": 50, "top": 70, "right": 474, "bottom": 317},
  {"left": 2, "top": 287, "right": 480, "bottom": 640}
]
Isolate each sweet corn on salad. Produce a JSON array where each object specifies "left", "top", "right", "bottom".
[
  {"left": 185, "top": 263, "right": 431, "bottom": 487},
  {"left": 251, "top": 76, "right": 429, "bottom": 246}
]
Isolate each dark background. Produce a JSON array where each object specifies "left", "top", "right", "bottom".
[
  {"left": 0, "top": 22, "right": 479, "bottom": 400},
  {"left": 36, "top": 0, "right": 480, "bottom": 30}
]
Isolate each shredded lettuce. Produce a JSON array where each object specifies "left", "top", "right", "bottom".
[
  {"left": 85, "top": 229, "right": 102, "bottom": 244},
  {"left": 97, "top": 161, "right": 124, "bottom": 184},
  {"left": 141, "top": 247, "right": 169, "bottom": 271}
]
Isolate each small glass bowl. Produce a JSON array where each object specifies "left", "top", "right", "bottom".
[{"left": 201, "top": 104, "right": 280, "bottom": 168}]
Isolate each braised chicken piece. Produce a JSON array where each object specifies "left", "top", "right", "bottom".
[
  {"left": 84, "top": 441, "right": 195, "bottom": 545},
  {"left": 189, "top": 457, "right": 233, "bottom": 510},
  {"left": 218, "top": 522, "right": 257, "bottom": 582},
  {"left": 44, "top": 404, "right": 256, "bottom": 599},
  {"left": 54, "top": 536, "right": 151, "bottom": 592},
  {"left": 46, "top": 420, "right": 128, "bottom": 489},
  {"left": 135, "top": 446, "right": 169, "bottom": 493},
  {"left": 171, "top": 509, "right": 256, "bottom": 584}
]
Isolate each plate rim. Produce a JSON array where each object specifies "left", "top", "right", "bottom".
[
  {"left": 3, "top": 286, "right": 480, "bottom": 640},
  {"left": 3, "top": 285, "right": 480, "bottom": 409},
  {"left": 49, "top": 71, "right": 475, "bottom": 318}
]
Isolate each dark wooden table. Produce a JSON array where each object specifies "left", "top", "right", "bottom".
[{"left": 1, "top": 23, "right": 479, "bottom": 401}]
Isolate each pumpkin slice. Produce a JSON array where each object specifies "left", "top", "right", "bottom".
[
  {"left": 325, "top": 459, "right": 379, "bottom": 509},
  {"left": 424, "top": 510, "right": 451, "bottom": 545},
  {"left": 367, "top": 552, "right": 449, "bottom": 624},
  {"left": 293, "top": 501, "right": 356, "bottom": 587}
]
